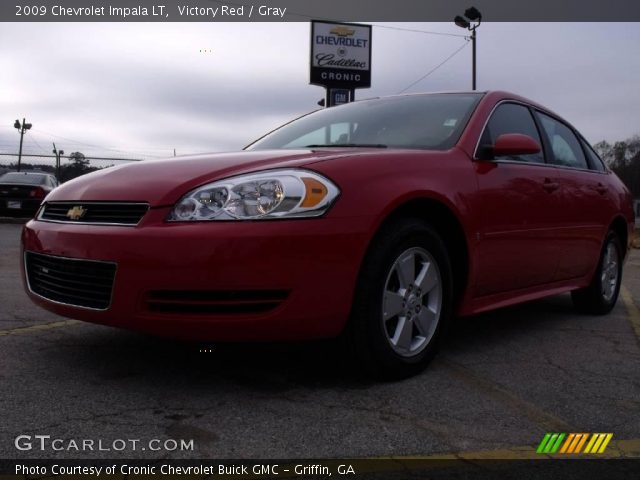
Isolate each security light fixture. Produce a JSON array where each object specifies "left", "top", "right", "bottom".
[
  {"left": 454, "top": 16, "right": 470, "bottom": 29},
  {"left": 464, "top": 7, "right": 482, "bottom": 21},
  {"left": 14, "top": 118, "right": 32, "bottom": 172}
]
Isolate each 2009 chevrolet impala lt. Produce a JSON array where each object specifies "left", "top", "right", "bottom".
[{"left": 22, "top": 91, "right": 635, "bottom": 377}]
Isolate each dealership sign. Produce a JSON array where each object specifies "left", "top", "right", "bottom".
[{"left": 310, "top": 20, "right": 372, "bottom": 89}]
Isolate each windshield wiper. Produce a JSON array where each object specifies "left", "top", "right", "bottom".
[{"left": 304, "top": 143, "right": 388, "bottom": 148}]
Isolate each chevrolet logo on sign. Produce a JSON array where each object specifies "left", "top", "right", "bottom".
[
  {"left": 330, "top": 26, "right": 355, "bottom": 37},
  {"left": 66, "top": 206, "right": 87, "bottom": 221}
]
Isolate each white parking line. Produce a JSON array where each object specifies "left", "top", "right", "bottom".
[{"left": 0, "top": 319, "right": 81, "bottom": 337}]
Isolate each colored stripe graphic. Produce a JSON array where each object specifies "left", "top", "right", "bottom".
[
  {"left": 574, "top": 433, "right": 589, "bottom": 453},
  {"left": 537, "top": 433, "right": 613, "bottom": 454},
  {"left": 560, "top": 433, "right": 587, "bottom": 454},
  {"left": 584, "top": 433, "right": 614, "bottom": 454},
  {"left": 536, "top": 433, "right": 552, "bottom": 453},
  {"left": 544, "top": 434, "right": 559, "bottom": 453},
  {"left": 585, "top": 433, "right": 604, "bottom": 453},
  {"left": 560, "top": 433, "right": 575, "bottom": 453},
  {"left": 597, "top": 433, "right": 613, "bottom": 453},
  {"left": 549, "top": 433, "right": 565, "bottom": 453},
  {"left": 537, "top": 433, "right": 566, "bottom": 453}
]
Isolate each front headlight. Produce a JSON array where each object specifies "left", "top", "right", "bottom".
[{"left": 168, "top": 169, "right": 340, "bottom": 221}]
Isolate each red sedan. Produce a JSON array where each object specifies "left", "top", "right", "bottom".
[{"left": 22, "top": 91, "right": 635, "bottom": 378}]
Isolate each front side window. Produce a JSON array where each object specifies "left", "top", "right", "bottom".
[
  {"left": 536, "top": 112, "right": 588, "bottom": 169},
  {"left": 477, "top": 103, "right": 544, "bottom": 163},
  {"left": 247, "top": 93, "right": 482, "bottom": 151}
]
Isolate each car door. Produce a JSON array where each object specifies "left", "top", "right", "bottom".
[
  {"left": 533, "top": 111, "right": 613, "bottom": 280},
  {"left": 472, "top": 102, "right": 561, "bottom": 297}
]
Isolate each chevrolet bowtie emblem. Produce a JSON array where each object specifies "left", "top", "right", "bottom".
[
  {"left": 66, "top": 206, "right": 87, "bottom": 220},
  {"left": 330, "top": 26, "right": 356, "bottom": 37}
]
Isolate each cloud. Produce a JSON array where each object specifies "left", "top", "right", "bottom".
[{"left": 1, "top": 21, "right": 639, "bottom": 167}]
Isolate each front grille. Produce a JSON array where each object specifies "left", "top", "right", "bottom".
[
  {"left": 145, "top": 290, "right": 290, "bottom": 315},
  {"left": 40, "top": 202, "right": 149, "bottom": 225},
  {"left": 25, "top": 252, "right": 117, "bottom": 310}
]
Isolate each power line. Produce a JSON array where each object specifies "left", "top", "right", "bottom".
[
  {"left": 0, "top": 153, "right": 142, "bottom": 162},
  {"left": 397, "top": 40, "right": 470, "bottom": 94},
  {"left": 207, "top": 1, "right": 467, "bottom": 38},
  {"left": 26, "top": 134, "right": 48, "bottom": 155},
  {"left": 371, "top": 24, "right": 468, "bottom": 38},
  {"left": 32, "top": 128, "right": 165, "bottom": 158},
  {"left": 3, "top": 125, "right": 169, "bottom": 157}
]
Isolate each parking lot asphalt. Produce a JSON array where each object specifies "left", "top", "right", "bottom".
[{"left": 1, "top": 222, "right": 639, "bottom": 460}]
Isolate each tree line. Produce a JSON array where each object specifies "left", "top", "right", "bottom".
[
  {"left": 1, "top": 152, "right": 105, "bottom": 182},
  {"left": 594, "top": 136, "right": 640, "bottom": 198}
]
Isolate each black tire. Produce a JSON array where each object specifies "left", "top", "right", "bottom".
[
  {"left": 571, "top": 230, "right": 623, "bottom": 315},
  {"left": 346, "top": 218, "right": 453, "bottom": 379}
]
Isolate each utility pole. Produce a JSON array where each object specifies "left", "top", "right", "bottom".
[
  {"left": 471, "top": 26, "right": 477, "bottom": 91},
  {"left": 52, "top": 143, "right": 64, "bottom": 181},
  {"left": 454, "top": 7, "right": 482, "bottom": 91},
  {"left": 14, "top": 118, "right": 32, "bottom": 172}
]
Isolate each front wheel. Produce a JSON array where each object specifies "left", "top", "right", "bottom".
[
  {"left": 571, "top": 230, "right": 623, "bottom": 315},
  {"left": 347, "top": 219, "right": 453, "bottom": 379}
]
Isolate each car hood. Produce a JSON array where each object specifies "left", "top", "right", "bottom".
[{"left": 46, "top": 149, "right": 356, "bottom": 206}]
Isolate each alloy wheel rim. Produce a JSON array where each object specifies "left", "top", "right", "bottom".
[
  {"left": 601, "top": 241, "right": 619, "bottom": 302},
  {"left": 381, "top": 247, "right": 442, "bottom": 357}
]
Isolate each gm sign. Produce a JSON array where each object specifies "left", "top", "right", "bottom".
[
  {"left": 330, "top": 89, "right": 351, "bottom": 106},
  {"left": 310, "top": 20, "right": 372, "bottom": 89}
]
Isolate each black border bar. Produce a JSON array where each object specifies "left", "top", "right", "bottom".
[
  {"left": 3, "top": 0, "right": 640, "bottom": 22},
  {"left": 2, "top": 458, "right": 640, "bottom": 479}
]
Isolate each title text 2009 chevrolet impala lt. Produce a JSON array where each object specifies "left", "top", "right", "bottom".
[{"left": 21, "top": 91, "right": 635, "bottom": 377}]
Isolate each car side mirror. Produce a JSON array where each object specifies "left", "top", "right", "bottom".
[
  {"left": 492, "top": 133, "right": 541, "bottom": 157},
  {"left": 476, "top": 133, "right": 542, "bottom": 160}
]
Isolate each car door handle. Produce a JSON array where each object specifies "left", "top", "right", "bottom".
[
  {"left": 542, "top": 179, "right": 559, "bottom": 193},
  {"left": 594, "top": 183, "right": 608, "bottom": 195}
]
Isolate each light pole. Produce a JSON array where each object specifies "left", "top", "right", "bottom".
[
  {"left": 52, "top": 143, "right": 64, "bottom": 181},
  {"left": 454, "top": 7, "right": 482, "bottom": 91},
  {"left": 14, "top": 118, "right": 32, "bottom": 172}
]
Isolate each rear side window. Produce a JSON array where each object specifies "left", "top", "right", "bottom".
[
  {"left": 0, "top": 173, "right": 47, "bottom": 184},
  {"left": 580, "top": 139, "right": 606, "bottom": 172},
  {"left": 478, "top": 103, "right": 544, "bottom": 163},
  {"left": 536, "top": 112, "right": 589, "bottom": 170}
]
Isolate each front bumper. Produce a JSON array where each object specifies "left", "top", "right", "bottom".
[{"left": 22, "top": 207, "right": 371, "bottom": 341}]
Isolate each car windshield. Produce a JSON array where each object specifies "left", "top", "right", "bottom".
[
  {"left": 0, "top": 172, "right": 48, "bottom": 185},
  {"left": 247, "top": 93, "right": 483, "bottom": 151}
]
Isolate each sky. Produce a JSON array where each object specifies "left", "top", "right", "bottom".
[{"left": 1, "top": 22, "right": 639, "bottom": 168}]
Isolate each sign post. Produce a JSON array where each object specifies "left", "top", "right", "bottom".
[{"left": 310, "top": 21, "right": 372, "bottom": 107}]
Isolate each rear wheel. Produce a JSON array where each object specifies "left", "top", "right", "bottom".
[
  {"left": 571, "top": 231, "right": 623, "bottom": 315},
  {"left": 347, "top": 218, "right": 453, "bottom": 379}
]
